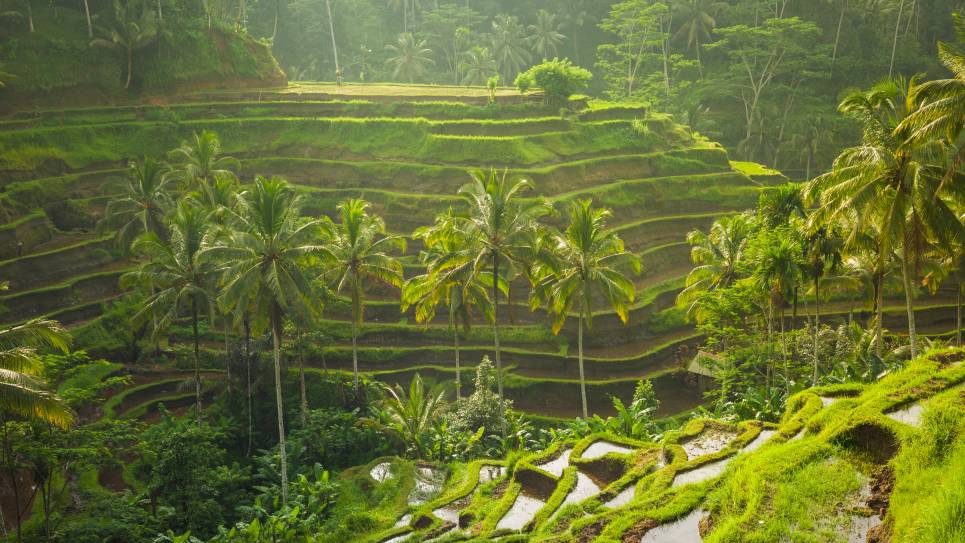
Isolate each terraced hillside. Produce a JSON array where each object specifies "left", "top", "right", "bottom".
[
  {"left": 330, "top": 347, "right": 965, "bottom": 543},
  {"left": 0, "top": 84, "right": 958, "bottom": 418}
]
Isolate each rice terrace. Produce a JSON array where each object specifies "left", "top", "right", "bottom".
[{"left": 0, "top": 1, "right": 963, "bottom": 542}]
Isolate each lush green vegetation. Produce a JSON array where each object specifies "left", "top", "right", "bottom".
[{"left": 0, "top": 1, "right": 963, "bottom": 542}]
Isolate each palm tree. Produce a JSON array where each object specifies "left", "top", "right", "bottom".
[
  {"left": 205, "top": 176, "right": 324, "bottom": 505},
  {"left": 840, "top": 228, "right": 896, "bottom": 359},
  {"left": 324, "top": 0, "right": 340, "bottom": 81},
  {"left": 90, "top": 0, "right": 158, "bottom": 89},
  {"left": 677, "top": 213, "right": 754, "bottom": 320},
  {"left": 0, "top": 290, "right": 72, "bottom": 428},
  {"left": 320, "top": 199, "right": 405, "bottom": 396},
  {"left": 167, "top": 131, "right": 240, "bottom": 193},
  {"left": 807, "top": 77, "right": 965, "bottom": 358},
  {"left": 123, "top": 202, "right": 214, "bottom": 422},
  {"left": 460, "top": 46, "right": 498, "bottom": 86},
  {"left": 456, "top": 169, "right": 550, "bottom": 401},
  {"left": 900, "top": 14, "right": 965, "bottom": 191},
  {"left": 672, "top": 0, "right": 716, "bottom": 77},
  {"left": 527, "top": 10, "right": 566, "bottom": 61},
  {"left": 380, "top": 373, "right": 447, "bottom": 459},
  {"left": 385, "top": 33, "right": 435, "bottom": 83},
  {"left": 531, "top": 200, "right": 640, "bottom": 419},
  {"left": 750, "top": 230, "right": 804, "bottom": 394},
  {"left": 802, "top": 225, "right": 842, "bottom": 384},
  {"left": 403, "top": 211, "right": 492, "bottom": 400},
  {"left": 490, "top": 14, "right": 532, "bottom": 83},
  {"left": 921, "top": 240, "right": 964, "bottom": 348},
  {"left": 99, "top": 158, "right": 172, "bottom": 250}
]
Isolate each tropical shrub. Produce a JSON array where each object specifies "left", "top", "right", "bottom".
[{"left": 516, "top": 58, "right": 593, "bottom": 106}]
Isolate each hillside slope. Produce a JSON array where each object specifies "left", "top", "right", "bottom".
[
  {"left": 341, "top": 347, "right": 965, "bottom": 543},
  {"left": 0, "top": 84, "right": 958, "bottom": 419}
]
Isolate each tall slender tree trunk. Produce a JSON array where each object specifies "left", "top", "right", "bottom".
[
  {"left": 271, "top": 0, "right": 279, "bottom": 41},
  {"left": 453, "top": 312, "right": 462, "bottom": 400},
  {"left": 889, "top": 0, "right": 905, "bottom": 78},
  {"left": 157, "top": 0, "right": 163, "bottom": 23},
  {"left": 192, "top": 298, "right": 202, "bottom": 424},
  {"left": 830, "top": 0, "right": 846, "bottom": 75},
  {"left": 491, "top": 253, "right": 503, "bottom": 401},
  {"left": 270, "top": 305, "right": 289, "bottom": 505},
  {"left": 298, "top": 329, "right": 307, "bottom": 426},
  {"left": 812, "top": 275, "right": 820, "bottom": 385},
  {"left": 244, "top": 315, "right": 253, "bottom": 457},
  {"left": 780, "top": 305, "right": 789, "bottom": 393},
  {"left": 956, "top": 281, "right": 961, "bottom": 348},
  {"left": 901, "top": 255, "right": 918, "bottom": 358},
  {"left": 125, "top": 47, "right": 133, "bottom": 90},
  {"left": 325, "top": 0, "right": 340, "bottom": 79},
  {"left": 83, "top": 0, "right": 92, "bottom": 37},
  {"left": 875, "top": 273, "right": 884, "bottom": 359},
  {"left": 26, "top": 0, "right": 33, "bottom": 32},
  {"left": 351, "top": 308, "right": 360, "bottom": 396},
  {"left": 224, "top": 314, "right": 231, "bottom": 396},
  {"left": 578, "top": 314, "right": 588, "bottom": 419}
]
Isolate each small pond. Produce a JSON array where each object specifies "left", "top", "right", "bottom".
[
  {"left": 886, "top": 403, "right": 923, "bottom": 427},
  {"left": 496, "top": 493, "right": 546, "bottom": 531},
  {"left": 582, "top": 440, "right": 634, "bottom": 460},
  {"left": 672, "top": 458, "right": 732, "bottom": 488},
  {"left": 681, "top": 429, "right": 737, "bottom": 459},
  {"left": 603, "top": 485, "right": 636, "bottom": 509},
  {"left": 536, "top": 449, "right": 572, "bottom": 477},
  {"left": 640, "top": 508, "right": 706, "bottom": 543}
]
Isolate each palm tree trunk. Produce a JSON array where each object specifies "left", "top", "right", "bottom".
[
  {"left": 453, "top": 314, "right": 462, "bottom": 400},
  {"left": 765, "top": 303, "right": 773, "bottom": 397},
  {"left": 83, "top": 0, "right": 92, "bottom": 37},
  {"left": 325, "top": 0, "right": 340, "bottom": 79},
  {"left": 224, "top": 315, "right": 231, "bottom": 397},
  {"left": 125, "top": 47, "right": 133, "bottom": 90},
  {"left": 271, "top": 0, "right": 279, "bottom": 41},
  {"left": 351, "top": 310, "right": 360, "bottom": 397},
  {"left": 192, "top": 297, "right": 202, "bottom": 424},
  {"left": 157, "top": 0, "right": 163, "bottom": 22},
  {"left": 491, "top": 253, "right": 503, "bottom": 402},
  {"left": 298, "top": 329, "right": 307, "bottom": 426},
  {"left": 578, "top": 314, "right": 588, "bottom": 419},
  {"left": 889, "top": 0, "right": 905, "bottom": 78},
  {"left": 830, "top": 0, "right": 846, "bottom": 76},
  {"left": 875, "top": 273, "right": 884, "bottom": 359},
  {"left": 780, "top": 305, "right": 789, "bottom": 393},
  {"left": 901, "top": 255, "right": 918, "bottom": 358},
  {"left": 957, "top": 282, "right": 961, "bottom": 348},
  {"left": 244, "top": 315, "right": 252, "bottom": 457},
  {"left": 812, "top": 275, "right": 820, "bottom": 385},
  {"left": 270, "top": 305, "right": 289, "bottom": 505},
  {"left": 26, "top": 0, "right": 33, "bottom": 32}
]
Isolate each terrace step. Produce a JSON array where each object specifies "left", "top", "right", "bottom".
[{"left": 0, "top": 237, "right": 120, "bottom": 292}]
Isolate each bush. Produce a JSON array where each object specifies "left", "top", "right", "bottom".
[
  {"left": 517, "top": 58, "right": 593, "bottom": 106},
  {"left": 514, "top": 72, "right": 535, "bottom": 94}
]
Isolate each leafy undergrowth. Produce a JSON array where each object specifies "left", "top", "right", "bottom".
[{"left": 341, "top": 347, "right": 965, "bottom": 542}]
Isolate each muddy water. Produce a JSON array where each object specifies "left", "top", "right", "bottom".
[
  {"left": 393, "top": 514, "right": 411, "bottom": 528},
  {"left": 603, "top": 484, "right": 636, "bottom": 509},
  {"left": 682, "top": 429, "right": 737, "bottom": 459},
  {"left": 742, "top": 429, "right": 777, "bottom": 453},
  {"left": 433, "top": 506, "right": 460, "bottom": 524},
  {"left": 382, "top": 534, "right": 411, "bottom": 543},
  {"left": 409, "top": 467, "right": 446, "bottom": 505},
  {"left": 496, "top": 493, "right": 546, "bottom": 531},
  {"left": 848, "top": 514, "right": 881, "bottom": 542},
  {"left": 640, "top": 509, "right": 706, "bottom": 543},
  {"left": 886, "top": 403, "right": 923, "bottom": 427},
  {"left": 582, "top": 440, "right": 634, "bottom": 460},
  {"left": 536, "top": 449, "right": 572, "bottom": 477},
  {"left": 561, "top": 471, "right": 602, "bottom": 507},
  {"left": 371, "top": 462, "right": 394, "bottom": 482},
  {"left": 672, "top": 458, "right": 732, "bottom": 488}
]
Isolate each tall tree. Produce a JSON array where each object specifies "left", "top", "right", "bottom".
[
  {"left": 677, "top": 213, "right": 754, "bottom": 320},
  {"left": 672, "top": 0, "right": 716, "bottom": 77},
  {"left": 457, "top": 169, "right": 550, "bottom": 402},
  {"left": 460, "top": 46, "right": 498, "bottom": 85},
  {"left": 385, "top": 32, "right": 435, "bottom": 83},
  {"left": 380, "top": 373, "right": 447, "bottom": 459},
  {"left": 320, "top": 199, "right": 405, "bottom": 396},
  {"left": 90, "top": 0, "right": 158, "bottom": 90},
  {"left": 124, "top": 202, "right": 214, "bottom": 423},
  {"left": 597, "top": 0, "right": 668, "bottom": 98},
  {"left": 206, "top": 176, "right": 324, "bottom": 504},
  {"left": 403, "top": 211, "right": 492, "bottom": 399},
  {"left": 808, "top": 77, "right": 965, "bottom": 358},
  {"left": 531, "top": 200, "right": 640, "bottom": 419},
  {"left": 99, "top": 157, "right": 172, "bottom": 250},
  {"left": 167, "top": 131, "right": 240, "bottom": 193},
  {"left": 527, "top": 9, "right": 566, "bottom": 61},
  {"left": 491, "top": 14, "right": 532, "bottom": 82},
  {"left": 325, "top": 0, "right": 339, "bottom": 80}
]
